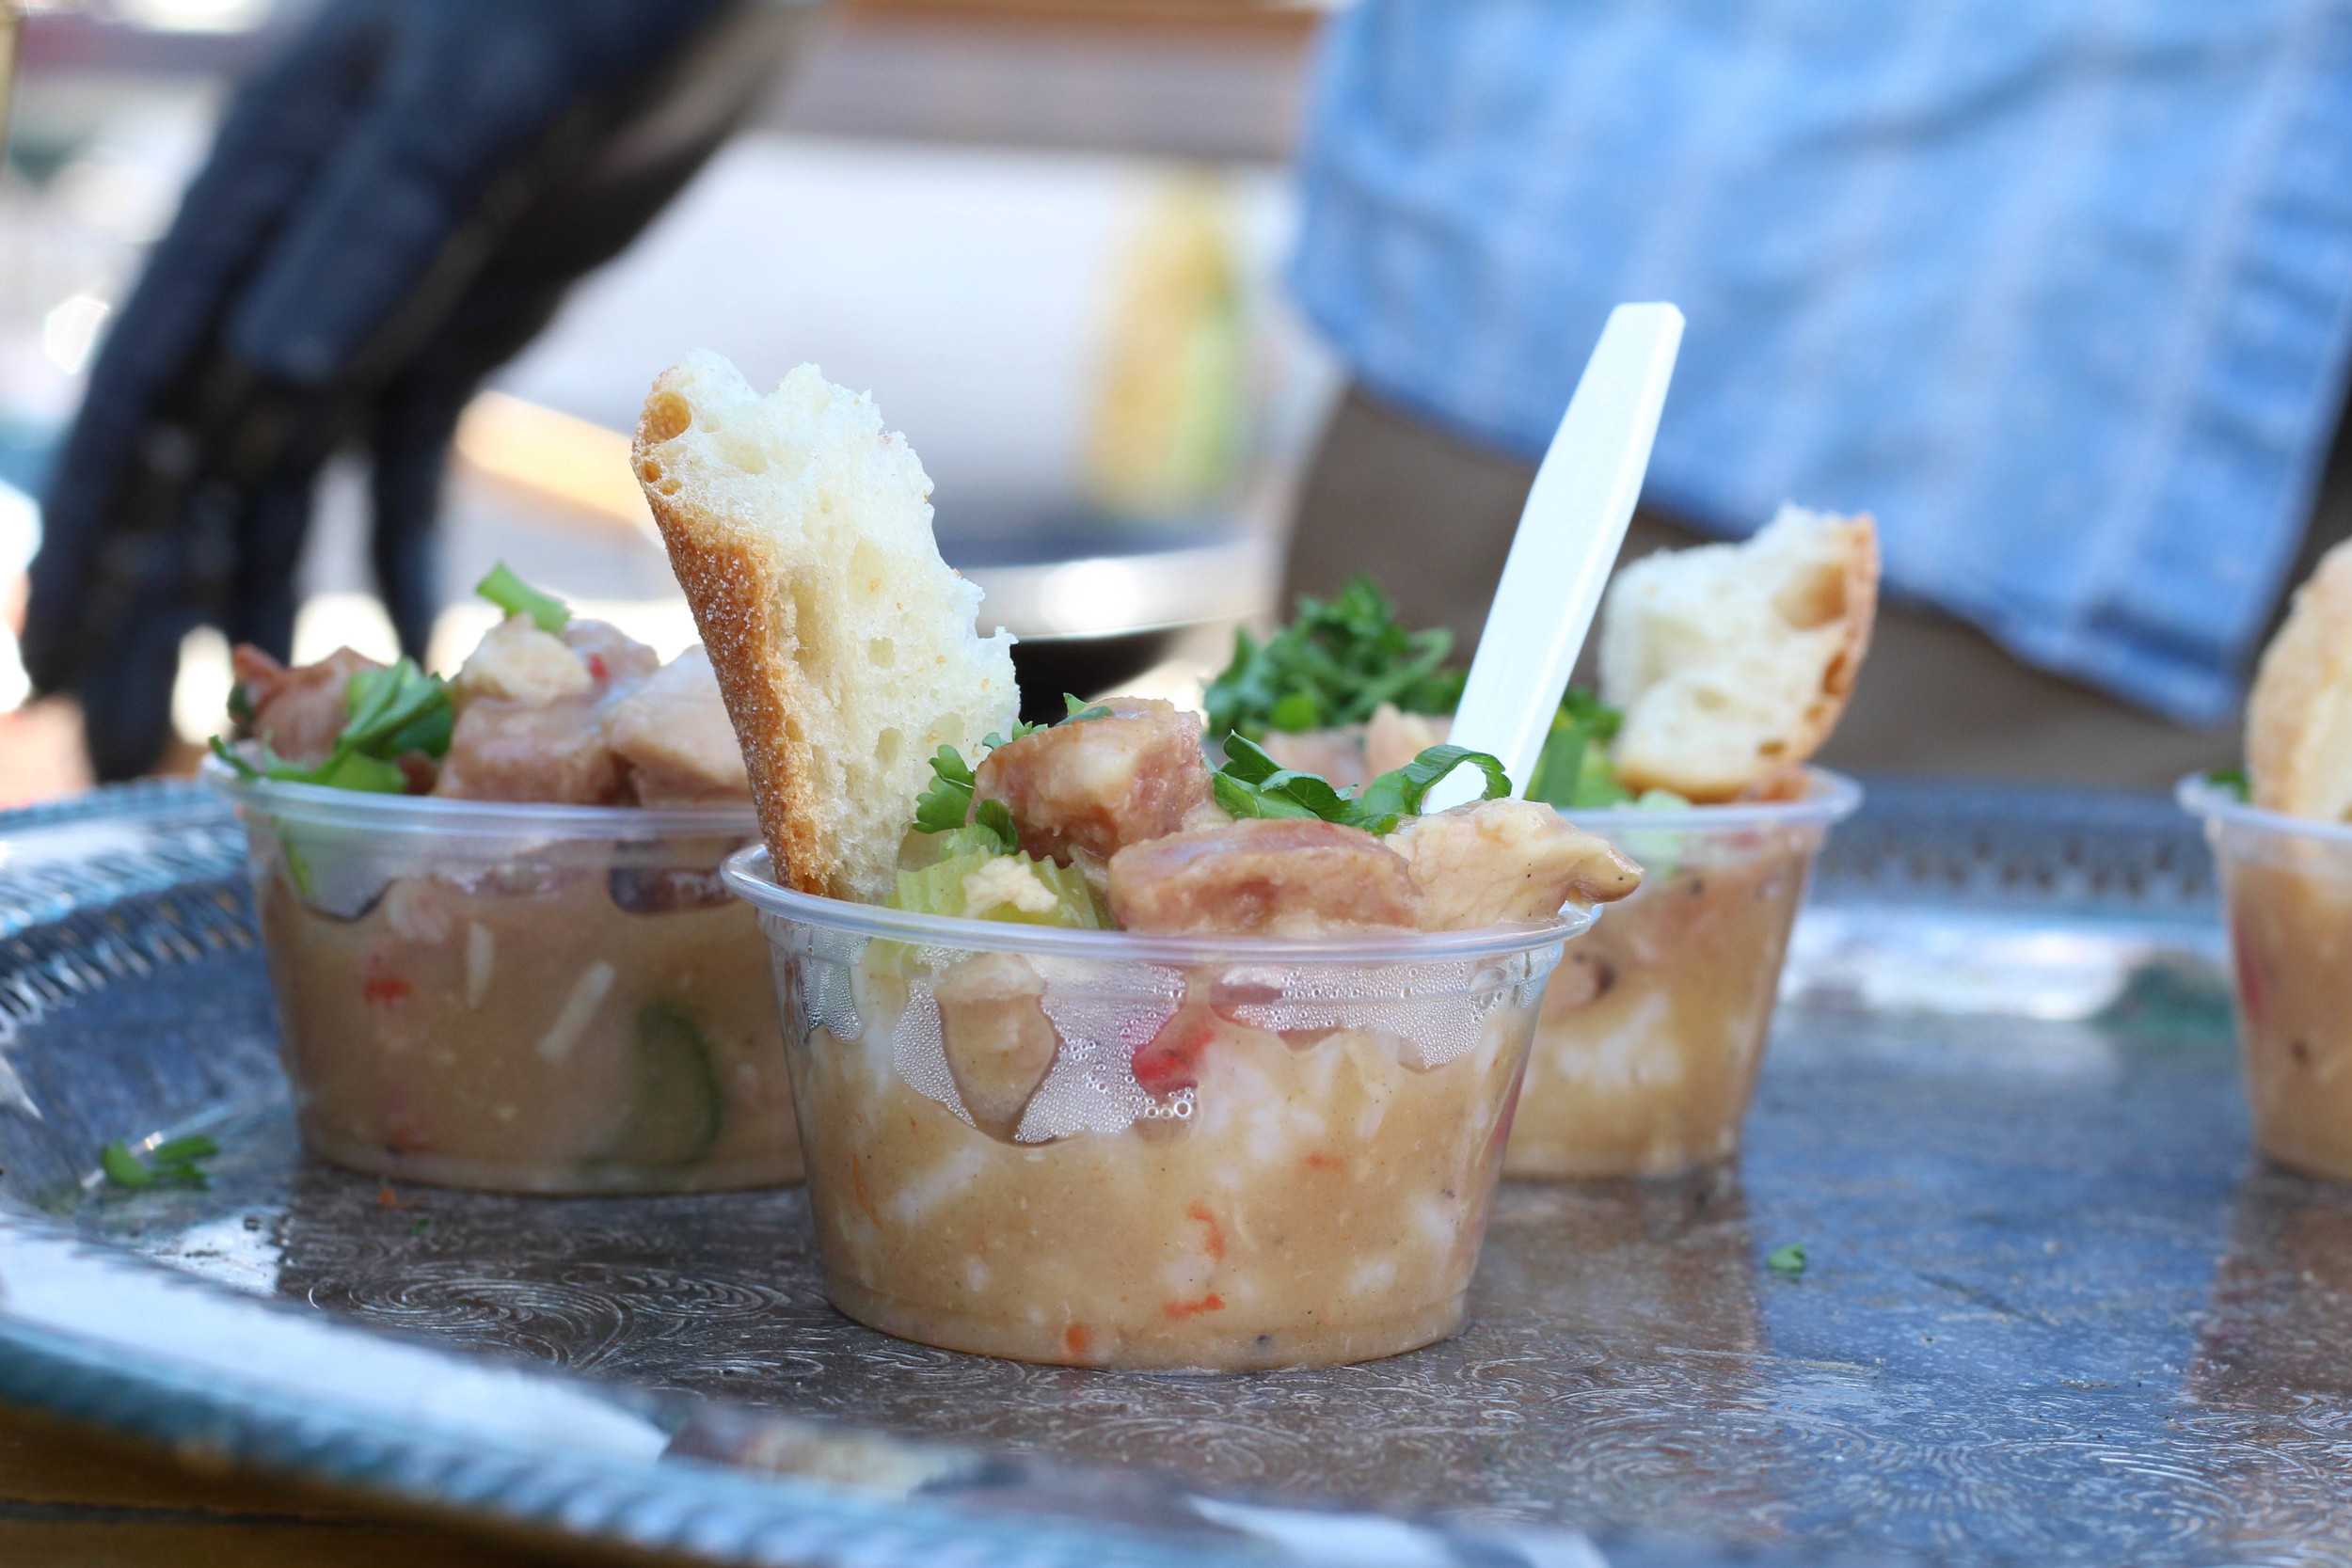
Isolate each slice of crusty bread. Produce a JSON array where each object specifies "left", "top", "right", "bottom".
[
  {"left": 1597, "top": 505, "right": 1878, "bottom": 801},
  {"left": 632, "top": 353, "right": 1019, "bottom": 899},
  {"left": 2247, "top": 539, "right": 2352, "bottom": 822}
]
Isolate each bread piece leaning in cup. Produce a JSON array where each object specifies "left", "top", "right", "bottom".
[
  {"left": 633, "top": 352, "right": 1019, "bottom": 900},
  {"left": 1598, "top": 505, "right": 1878, "bottom": 802},
  {"left": 2247, "top": 537, "right": 2352, "bottom": 824}
]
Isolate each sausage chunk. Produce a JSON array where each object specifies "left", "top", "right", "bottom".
[
  {"left": 435, "top": 702, "right": 627, "bottom": 804},
  {"left": 1107, "top": 817, "right": 1416, "bottom": 937},
  {"left": 604, "top": 647, "right": 750, "bottom": 803},
  {"left": 1389, "top": 800, "right": 1643, "bottom": 931},
  {"left": 231, "top": 645, "right": 383, "bottom": 767},
  {"left": 976, "top": 697, "right": 1213, "bottom": 865}
]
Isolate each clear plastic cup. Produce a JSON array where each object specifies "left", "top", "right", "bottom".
[
  {"left": 2180, "top": 774, "right": 2352, "bottom": 1181},
  {"left": 1507, "top": 770, "right": 1862, "bottom": 1179},
  {"left": 207, "top": 761, "right": 800, "bottom": 1194},
  {"left": 725, "top": 846, "right": 1596, "bottom": 1370}
]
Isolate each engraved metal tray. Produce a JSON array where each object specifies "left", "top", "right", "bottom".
[{"left": 2, "top": 780, "right": 2344, "bottom": 1568}]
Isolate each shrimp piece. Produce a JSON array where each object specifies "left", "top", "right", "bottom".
[
  {"left": 1107, "top": 817, "right": 1416, "bottom": 937},
  {"left": 1389, "top": 799, "right": 1642, "bottom": 930}
]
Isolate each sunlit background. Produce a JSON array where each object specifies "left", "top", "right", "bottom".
[{"left": 0, "top": 0, "right": 1343, "bottom": 803}]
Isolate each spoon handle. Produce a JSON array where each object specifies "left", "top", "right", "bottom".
[{"left": 1427, "top": 302, "right": 1684, "bottom": 812}]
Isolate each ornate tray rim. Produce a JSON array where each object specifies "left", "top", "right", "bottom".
[{"left": 0, "top": 779, "right": 2239, "bottom": 1568}]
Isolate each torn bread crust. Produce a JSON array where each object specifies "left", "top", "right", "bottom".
[
  {"left": 1600, "top": 506, "right": 1879, "bottom": 802},
  {"left": 2247, "top": 538, "right": 2352, "bottom": 823},
  {"left": 650, "top": 522, "right": 827, "bottom": 888},
  {"left": 631, "top": 354, "right": 1019, "bottom": 900}
]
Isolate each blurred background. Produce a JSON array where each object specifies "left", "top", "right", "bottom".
[
  {"left": 7, "top": 0, "right": 2349, "bottom": 801},
  {"left": 0, "top": 0, "right": 1338, "bottom": 803}
]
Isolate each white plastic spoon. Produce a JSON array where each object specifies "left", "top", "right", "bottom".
[{"left": 1422, "top": 302, "right": 1685, "bottom": 813}]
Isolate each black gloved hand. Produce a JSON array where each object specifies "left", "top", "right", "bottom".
[{"left": 23, "top": 0, "right": 802, "bottom": 779}]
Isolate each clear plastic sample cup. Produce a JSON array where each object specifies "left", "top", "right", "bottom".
[
  {"left": 725, "top": 846, "right": 1595, "bottom": 1370},
  {"left": 2181, "top": 775, "right": 2352, "bottom": 1181},
  {"left": 209, "top": 762, "right": 800, "bottom": 1194},
  {"left": 1508, "top": 771, "right": 1862, "bottom": 1178}
]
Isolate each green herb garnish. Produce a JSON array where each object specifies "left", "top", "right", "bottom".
[
  {"left": 475, "top": 561, "right": 571, "bottom": 632},
  {"left": 346, "top": 659, "right": 453, "bottom": 758},
  {"left": 1210, "top": 578, "right": 1651, "bottom": 806},
  {"left": 972, "top": 799, "right": 1019, "bottom": 855},
  {"left": 912, "top": 750, "right": 1020, "bottom": 853},
  {"left": 212, "top": 652, "right": 452, "bottom": 795},
  {"left": 1205, "top": 577, "right": 1461, "bottom": 740},
  {"left": 2205, "top": 768, "right": 2250, "bottom": 802},
  {"left": 914, "top": 745, "right": 982, "bottom": 835},
  {"left": 1527, "top": 689, "right": 1639, "bottom": 809},
  {"left": 1346, "top": 744, "right": 1511, "bottom": 832},
  {"left": 100, "top": 1134, "right": 219, "bottom": 1192},
  {"left": 1766, "top": 1243, "right": 1807, "bottom": 1278},
  {"left": 1212, "top": 736, "right": 1510, "bottom": 836}
]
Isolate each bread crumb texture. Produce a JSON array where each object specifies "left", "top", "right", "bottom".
[
  {"left": 2247, "top": 538, "right": 2352, "bottom": 823},
  {"left": 632, "top": 352, "right": 1018, "bottom": 899},
  {"left": 1598, "top": 505, "right": 1878, "bottom": 801}
]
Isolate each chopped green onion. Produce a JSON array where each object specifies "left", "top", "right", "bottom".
[
  {"left": 210, "top": 654, "right": 449, "bottom": 797},
  {"left": 1766, "top": 1243, "right": 1807, "bottom": 1278},
  {"left": 2205, "top": 768, "right": 2250, "bottom": 802},
  {"left": 100, "top": 1134, "right": 219, "bottom": 1192},
  {"left": 474, "top": 562, "right": 571, "bottom": 632},
  {"left": 99, "top": 1141, "right": 152, "bottom": 1189},
  {"left": 150, "top": 1134, "right": 219, "bottom": 1164}
]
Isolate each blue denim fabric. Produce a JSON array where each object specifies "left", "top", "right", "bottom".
[{"left": 1291, "top": 0, "right": 2352, "bottom": 721}]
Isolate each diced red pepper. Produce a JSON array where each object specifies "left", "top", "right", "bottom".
[
  {"left": 1063, "top": 1323, "right": 1094, "bottom": 1358},
  {"left": 2232, "top": 916, "right": 2265, "bottom": 1031},
  {"left": 1162, "top": 1293, "right": 1225, "bottom": 1320},
  {"left": 361, "top": 959, "right": 411, "bottom": 1006},
  {"left": 586, "top": 653, "right": 610, "bottom": 681},
  {"left": 1134, "top": 1005, "right": 1216, "bottom": 1097},
  {"left": 1185, "top": 1200, "right": 1225, "bottom": 1262}
]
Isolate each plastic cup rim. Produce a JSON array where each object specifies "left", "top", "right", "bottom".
[
  {"left": 2176, "top": 771, "right": 2352, "bottom": 846},
  {"left": 1554, "top": 767, "right": 1862, "bottom": 832},
  {"left": 199, "top": 755, "right": 759, "bottom": 839},
  {"left": 722, "top": 845, "right": 1599, "bottom": 966}
]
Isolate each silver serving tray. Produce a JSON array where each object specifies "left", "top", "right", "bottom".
[{"left": 2, "top": 780, "right": 2344, "bottom": 1568}]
